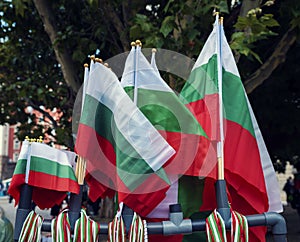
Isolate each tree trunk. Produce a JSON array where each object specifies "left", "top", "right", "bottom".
[
  {"left": 32, "top": 0, "right": 81, "bottom": 93},
  {"left": 100, "top": 0, "right": 130, "bottom": 52}
]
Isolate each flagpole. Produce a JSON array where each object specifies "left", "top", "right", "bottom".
[
  {"left": 70, "top": 61, "right": 92, "bottom": 231},
  {"left": 216, "top": 14, "right": 225, "bottom": 180},
  {"left": 214, "top": 13, "right": 231, "bottom": 224},
  {"left": 132, "top": 41, "right": 139, "bottom": 104},
  {"left": 76, "top": 63, "right": 89, "bottom": 185}
]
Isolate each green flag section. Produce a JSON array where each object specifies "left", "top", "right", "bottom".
[
  {"left": 75, "top": 62, "right": 175, "bottom": 209},
  {"left": 119, "top": 45, "right": 213, "bottom": 217},
  {"left": 8, "top": 141, "right": 79, "bottom": 209},
  {"left": 180, "top": 18, "right": 282, "bottom": 241}
]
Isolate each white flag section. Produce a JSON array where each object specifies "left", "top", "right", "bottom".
[
  {"left": 247, "top": 98, "right": 283, "bottom": 212},
  {"left": 30, "top": 142, "right": 77, "bottom": 170},
  {"left": 121, "top": 46, "right": 171, "bottom": 93}
]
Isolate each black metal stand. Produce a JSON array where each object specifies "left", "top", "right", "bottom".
[
  {"left": 14, "top": 181, "right": 287, "bottom": 241},
  {"left": 14, "top": 184, "right": 86, "bottom": 240},
  {"left": 14, "top": 184, "right": 33, "bottom": 242},
  {"left": 68, "top": 185, "right": 83, "bottom": 231}
]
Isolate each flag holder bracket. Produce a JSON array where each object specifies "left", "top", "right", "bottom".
[{"left": 215, "top": 179, "right": 231, "bottom": 226}]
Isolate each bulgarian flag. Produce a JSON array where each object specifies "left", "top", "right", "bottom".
[
  {"left": 75, "top": 61, "right": 175, "bottom": 207},
  {"left": 180, "top": 17, "right": 283, "bottom": 241},
  {"left": 121, "top": 48, "right": 208, "bottom": 242},
  {"left": 119, "top": 45, "right": 212, "bottom": 218},
  {"left": 8, "top": 140, "right": 79, "bottom": 209},
  {"left": 121, "top": 45, "right": 212, "bottom": 178},
  {"left": 79, "top": 61, "right": 115, "bottom": 201}
]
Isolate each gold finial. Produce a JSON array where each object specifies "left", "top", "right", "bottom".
[
  {"left": 38, "top": 136, "right": 43, "bottom": 143},
  {"left": 220, "top": 17, "right": 224, "bottom": 25},
  {"left": 84, "top": 63, "right": 89, "bottom": 68},
  {"left": 104, "top": 63, "right": 109, "bottom": 67},
  {"left": 90, "top": 55, "right": 96, "bottom": 62},
  {"left": 135, "top": 40, "right": 142, "bottom": 46},
  {"left": 25, "top": 136, "right": 30, "bottom": 141},
  {"left": 131, "top": 41, "right": 136, "bottom": 47},
  {"left": 95, "top": 58, "right": 104, "bottom": 64},
  {"left": 152, "top": 48, "right": 157, "bottom": 53}
]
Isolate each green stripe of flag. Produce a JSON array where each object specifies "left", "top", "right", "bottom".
[
  {"left": 223, "top": 70, "right": 255, "bottom": 137},
  {"left": 13, "top": 159, "right": 27, "bottom": 175},
  {"left": 178, "top": 176, "right": 204, "bottom": 218},
  {"left": 180, "top": 54, "right": 255, "bottom": 137},
  {"left": 124, "top": 86, "right": 206, "bottom": 136},
  {"left": 29, "top": 156, "right": 77, "bottom": 181},
  {"left": 180, "top": 55, "right": 218, "bottom": 104}
]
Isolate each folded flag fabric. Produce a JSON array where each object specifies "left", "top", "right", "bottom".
[
  {"left": 73, "top": 209, "right": 100, "bottom": 242},
  {"left": 18, "top": 211, "right": 43, "bottom": 242},
  {"left": 108, "top": 203, "right": 126, "bottom": 242},
  {"left": 205, "top": 209, "right": 248, "bottom": 242},
  {"left": 51, "top": 209, "right": 71, "bottom": 242},
  {"left": 8, "top": 140, "right": 79, "bottom": 209}
]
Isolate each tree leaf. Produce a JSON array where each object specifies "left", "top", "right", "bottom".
[{"left": 160, "top": 16, "right": 175, "bottom": 37}]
